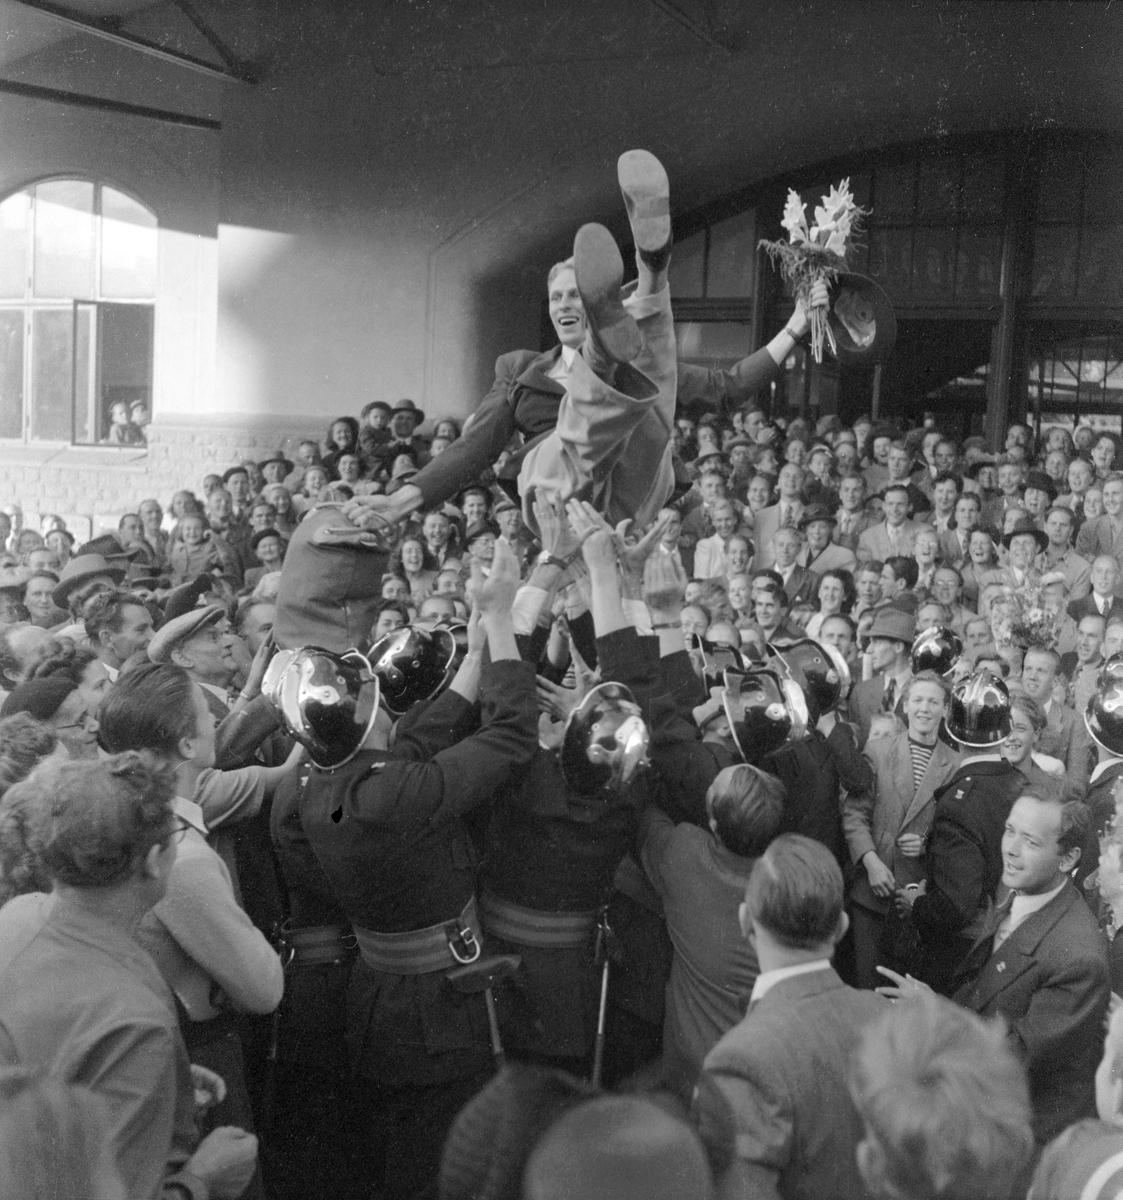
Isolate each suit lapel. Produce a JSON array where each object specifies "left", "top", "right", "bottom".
[
  {"left": 964, "top": 884, "right": 1075, "bottom": 1012},
  {"left": 516, "top": 347, "right": 565, "bottom": 396},
  {"left": 900, "top": 740, "right": 958, "bottom": 829}
]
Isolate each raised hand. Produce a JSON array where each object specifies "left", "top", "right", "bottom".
[
  {"left": 643, "top": 549, "right": 687, "bottom": 618},
  {"left": 475, "top": 537, "right": 521, "bottom": 617},
  {"left": 534, "top": 496, "right": 590, "bottom": 562}
]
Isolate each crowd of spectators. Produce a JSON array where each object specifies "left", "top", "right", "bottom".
[{"left": 4, "top": 391, "right": 1123, "bottom": 1200}]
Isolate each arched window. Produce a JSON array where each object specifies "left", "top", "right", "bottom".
[{"left": 0, "top": 179, "right": 156, "bottom": 445}]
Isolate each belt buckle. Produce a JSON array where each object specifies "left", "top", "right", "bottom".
[{"left": 447, "top": 921, "right": 481, "bottom": 965}]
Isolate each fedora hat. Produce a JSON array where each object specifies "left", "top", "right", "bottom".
[
  {"left": 1002, "top": 517, "right": 1048, "bottom": 552},
  {"left": 391, "top": 398, "right": 425, "bottom": 425},
  {"left": 257, "top": 448, "right": 295, "bottom": 476},
  {"left": 52, "top": 554, "right": 126, "bottom": 609},
  {"left": 866, "top": 605, "right": 917, "bottom": 646}
]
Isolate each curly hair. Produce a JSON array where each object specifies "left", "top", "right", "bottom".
[
  {"left": 25, "top": 641, "right": 99, "bottom": 687},
  {"left": 694, "top": 579, "right": 734, "bottom": 625},
  {"left": 21, "top": 753, "right": 175, "bottom": 889}
]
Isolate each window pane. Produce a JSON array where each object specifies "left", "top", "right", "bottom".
[
  {"left": 30, "top": 309, "right": 73, "bottom": 440},
  {"left": 100, "top": 188, "right": 157, "bottom": 298},
  {"left": 1077, "top": 225, "right": 1123, "bottom": 303},
  {"left": 1032, "top": 226, "right": 1079, "bottom": 300},
  {"left": 73, "top": 304, "right": 94, "bottom": 445},
  {"left": 1036, "top": 142, "right": 1083, "bottom": 223},
  {"left": 1082, "top": 151, "right": 1123, "bottom": 225},
  {"left": 867, "top": 227, "right": 913, "bottom": 300},
  {"left": 912, "top": 227, "right": 956, "bottom": 297},
  {"left": 0, "top": 311, "right": 24, "bottom": 438},
  {"left": 916, "top": 157, "right": 960, "bottom": 221},
  {"left": 961, "top": 154, "right": 1005, "bottom": 222},
  {"left": 871, "top": 161, "right": 915, "bottom": 223},
  {"left": 674, "top": 321, "right": 752, "bottom": 368},
  {"left": 669, "top": 230, "right": 705, "bottom": 298},
  {"left": 99, "top": 303, "right": 153, "bottom": 443},
  {"left": 0, "top": 191, "right": 30, "bottom": 299},
  {"left": 955, "top": 228, "right": 1003, "bottom": 298},
  {"left": 33, "top": 180, "right": 95, "bottom": 299},
  {"left": 706, "top": 209, "right": 756, "bottom": 298}
]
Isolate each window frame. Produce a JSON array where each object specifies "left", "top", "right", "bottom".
[{"left": 0, "top": 175, "right": 156, "bottom": 448}]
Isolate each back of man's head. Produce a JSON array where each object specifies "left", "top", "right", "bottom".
[
  {"left": 707, "top": 764, "right": 785, "bottom": 858},
  {"left": 521, "top": 1095, "right": 714, "bottom": 1200},
  {"left": 850, "top": 990, "right": 1033, "bottom": 1200},
  {"left": 742, "top": 834, "right": 843, "bottom": 950}
]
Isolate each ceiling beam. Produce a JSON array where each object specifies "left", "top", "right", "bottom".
[
  {"left": 166, "top": 0, "right": 256, "bottom": 81},
  {"left": 648, "top": 0, "right": 734, "bottom": 52},
  {"left": 0, "top": 78, "right": 221, "bottom": 129},
  {"left": 9, "top": 0, "right": 255, "bottom": 83}
]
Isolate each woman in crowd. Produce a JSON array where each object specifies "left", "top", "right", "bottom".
[
  {"left": 262, "top": 483, "right": 298, "bottom": 538},
  {"left": 805, "top": 568, "right": 857, "bottom": 641},
  {"left": 322, "top": 416, "right": 360, "bottom": 480},
  {"left": 392, "top": 535, "right": 440, "bottom": 604},
  {"left": 960, "top": 529, "right": 1003, "bottom": 608},
  {"left": 0, "top": 675, "right": 99, "bottom": 759},
  {"left": 25, "top": 643, "right": 111, "bottom": 719}
]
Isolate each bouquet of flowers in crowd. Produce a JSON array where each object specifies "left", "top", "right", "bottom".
[
  {"left": 759, "top": 178, "right": 866, "bottom": 363},
  {"left": 990, "top": 578, "right": 1062, "bottom": 651}
]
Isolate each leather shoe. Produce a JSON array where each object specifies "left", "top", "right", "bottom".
[
  {"left": 618, "top": 149, "right": 672, "bottom": 271},
  {"left": 574, "top": 223, "right": 641, "bottom": 370}
]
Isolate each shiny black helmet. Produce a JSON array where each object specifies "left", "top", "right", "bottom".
[
  {"left": 722, "top": 668, "right": 809, "bottom": 765},
  {"left": 769, "top": 638, "right": 851, "bottom": 723},
  {"left": 1086, "top": 678, "right": 1123, "bottom": 757},
  {"left": 911, "top": 625, "right": 964, "bottom": 679},
  {"left": 1101, "top": 652, "right": 1123, "bottom": 688},
  {"left": 262, "top": 646, "right": 381, "bottom": 769},
  {"left": 366, "top": 625, "right": 459, "bottom": 717},
  {"left": 699, "top": 642, "right": 746, "bottom": 692},
  {"left": 560, "top": 682, "right": 650, "bottom": 794},
  {"left": 946, "top": 668, "right": 1011, "bottom": 748}
]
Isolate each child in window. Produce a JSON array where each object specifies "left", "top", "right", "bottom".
[{"left": 106, "top": 400, "right": 144, "bottom": 445}]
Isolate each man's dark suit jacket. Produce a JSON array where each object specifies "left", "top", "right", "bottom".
[
  {"left": 779, "top": 564, "right": 819, "bottom": 608},
  {"left": 911, "top": 754, "right": 1028, "bottom": 995},
  {"left": 409, "top": 344, "right": 782, "bottom": 510},
  {"left": 953, "top": 881, "right": 1110, "bottom": 1143},
  {"left": 700, "top": 967, "right": 887, "bottom": 1200},
  {"left": 1067, "top": 593, "right": 1123, "bottom": 624}
]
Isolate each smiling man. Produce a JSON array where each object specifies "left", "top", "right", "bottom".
[
  {"left": 147, "top": 605, "right": 239, "bottom": 721},
  {"left": 881, "top": 793, "right": 1109, "bottom": 1147}
]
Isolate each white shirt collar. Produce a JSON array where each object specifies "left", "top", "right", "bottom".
[
  {"left": 1007, "top": 880, "right": 1066, "bottom": 927},
  {"left": 559, "top": 344, "right": 578, "bottom": 369},
  {"left": 196, "top": 680, "right": 229, "bottom": 705},
  {"left": 749, "top": 959, "right": 832, "bottom": 1003},
  {"left": 173, "top": 795, "right": 208, "bottom": 836},
  {"left": 104, "top": 663, "right": 119, "bottom": 682}
]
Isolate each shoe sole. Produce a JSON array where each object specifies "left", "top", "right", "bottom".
[
  {"left": 618, "top": 149, "right": 671, "bottom": 253},
  {"left": 574, "top": 223, "right": 641, "bottom": 364}
]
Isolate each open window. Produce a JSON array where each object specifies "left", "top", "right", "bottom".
[{"left": 0, "top": 179, "right": 156, "bottom": 445}]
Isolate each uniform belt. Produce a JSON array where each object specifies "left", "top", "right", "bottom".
[
  {"left": 277, "top": 922, "right": 357, "bottom": 969},
  {"left": 479, "top": 889, "right": 598, "bottom": 949},
  {"left": 352, "top": 897, "right": 482, "bottom": 975}
]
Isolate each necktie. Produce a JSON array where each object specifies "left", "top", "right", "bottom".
[
  {"left": 782, "top": 505, "right": 794, "bottom": 529},
  {"left": 881, "top": 678, "right": 896, "bottom": 713},
  {"left": 990, "top": 893, "right": 1017, "bottom": 951}
]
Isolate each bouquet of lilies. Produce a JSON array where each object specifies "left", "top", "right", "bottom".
[
  {"left": 759, "top": 178, "right": 866, "bottom": 363},
  {"left": 1004, "top": 578, "right": 1062, "bottom": 650}
]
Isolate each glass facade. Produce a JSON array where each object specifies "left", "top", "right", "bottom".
[{"left": 665, "top": 132, "right": 1123, "bottom": 442}]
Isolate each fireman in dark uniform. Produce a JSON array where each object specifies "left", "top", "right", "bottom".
[
  {"left": 479, "top": 520, "right": 656, "bottom": 1072},
  {"left": 268, "top": 540, "right": 536, "bottom": 1200},
  {"left": 897, "top": 670, "right": 1027, "bottom": 995}
]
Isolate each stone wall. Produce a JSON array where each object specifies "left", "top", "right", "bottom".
[{"left": 0, "top": 417, "right": 323, "bottom": 539}]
